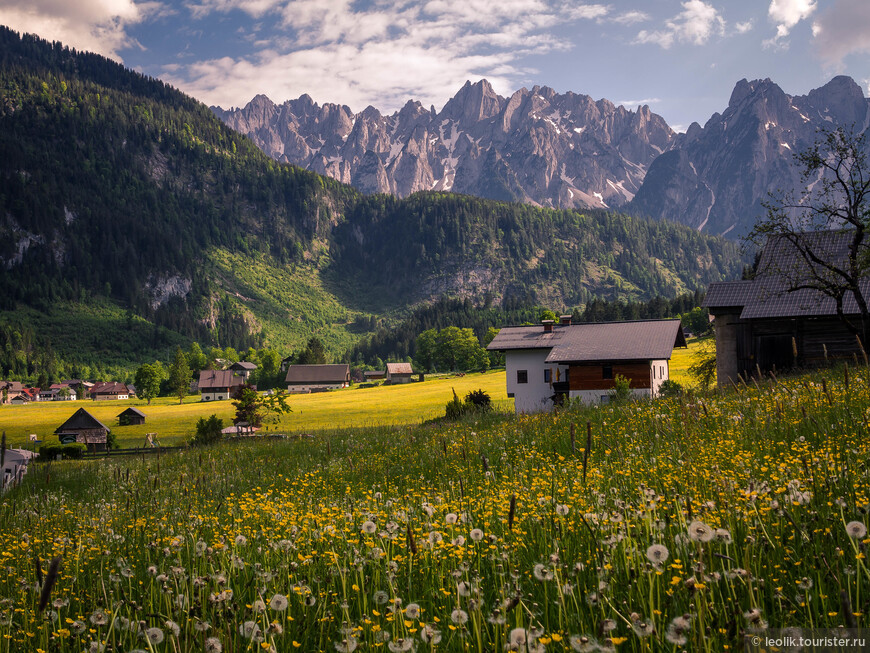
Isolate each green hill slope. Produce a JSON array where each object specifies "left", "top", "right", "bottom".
[{"left": 0, "top": 26, "right": 745, "bottom": 370}]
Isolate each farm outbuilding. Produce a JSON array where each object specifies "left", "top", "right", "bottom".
[
  {"left": 117, "top": 407, "right": 146, "bottom": 426},
  {"left": 704, "top": 232, "right": 870, "bottom": 387},
  {"left": 285, "top": 364, "right": 350, "bottom": 393},
  {"left": 55, "top": 408, "right": 111, "bottom": 451},
  {"left": 385, "top": 362, "right": 414, "bottom": 384}
]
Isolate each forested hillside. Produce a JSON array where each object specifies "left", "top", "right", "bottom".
[{"left": 0, "top": 27, "right": 745, "bottom": 372}]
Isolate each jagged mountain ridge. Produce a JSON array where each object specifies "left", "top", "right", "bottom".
[
  {"left": 212, "top": 80, "right": 675, "bottom": 210},
  {"left": 629, "top": 75, "right": 870, "bottom": 238}
]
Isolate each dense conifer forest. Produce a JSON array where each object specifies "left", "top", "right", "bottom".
[{"left": 0, "top": 27, "right": 745, "bottom": 373}]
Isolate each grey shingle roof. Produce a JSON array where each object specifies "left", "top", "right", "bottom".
[
  {"left": 118, "top": 407, "right": 146, "bottom": 418},
  {"left": 230, "top": 361, "right": 258, "bottom": 370},
  {"left": 285, "top": 364, "right": 350, "bottom": 384},
  {"left": 55, "top": 408, "right": 110, "bottom": 433},
  {"left": 488, "top": 320, "right": 685, "bottom": 363},
  {"left": 703, "top": 280, "right": 756, "bottom": 309},
  {"left": 705, "top": 231, "right": 870, "bottom": 319}
]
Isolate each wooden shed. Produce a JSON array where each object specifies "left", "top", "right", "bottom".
[
  {"left": 118, "top": 407, "right": 146, "bottom": 426},
  {"left": 55, "top": 408, "right": 111, "bottom": 451},
  {"left": 704, "top": 231, "right": 870, "bottom": 387}
]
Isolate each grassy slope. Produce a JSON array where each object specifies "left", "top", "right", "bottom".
[
  {"left": 668, "top": 336, "right": 709, "bottom": 386},
  {"left": 0, "top": 370, "right": 508, "bottom": 448}
]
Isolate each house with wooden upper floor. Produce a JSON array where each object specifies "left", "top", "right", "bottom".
[{"left": 487, "top": 317, "right": 686, "bottom": 413}]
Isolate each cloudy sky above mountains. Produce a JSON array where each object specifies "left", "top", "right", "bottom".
[{"left": 1, "top": 0, "right": 868, "bottom": 130}]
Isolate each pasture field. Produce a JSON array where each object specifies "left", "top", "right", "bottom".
[
  {"left": 1, "top": 364, "right": 868, "bottom": 652},
  {"left": 667, "top": 336, "right": 708, "bottom": 387},
  {"left": 0, "top": 371, "right": 508, "bottom": 449}
]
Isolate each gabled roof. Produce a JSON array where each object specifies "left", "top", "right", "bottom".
[
  {"left": 92, "top": 382, "right": 129, "bottom": 395},
  {"left": 55, "top": 408, "right": 110, "bottom": 433},
  {"left": 488, "top": 320, "right": 685, "bottom": 363},
  {"left": 704, "top": 231, "right": 870, "bottom": 319},
  {"left": 285, "top": 364, "right": 350, "bottom": 384},
  {"left": 386, "top": 362, "right": 414, "bottom": 375},
  {"left": 118, "top": 407, "right": 146, "bottom": 418},
  {"left": 198, "top": 369, "right": 245, "bottom": 390},
  {"left": 229, "top": 361, "right": 257, "bottom": 371}
]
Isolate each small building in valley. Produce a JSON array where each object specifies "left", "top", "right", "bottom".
[
  {"left": 704, "top": 231, "right": 870, "bottom": 387},
  {"left": 385, "top": 362, "right": 414, "bottom": 384},
  {"left": 487, "top": 319, "right": 686, "bottom": 413},
  {"left": 90, "top": 382, "right": 130, "bottom": 401},
  {"left": 55, "top": 408, "right": 111, "bottom": 451},
  {"left": 198, "top": 370, "right": 245, "bottom": 401},
  {"left": 285, "top": 364, "right": 351, "bottom": 393},
  {"left": 229, "top": 361, "right": 257, "bottom": 382},
  {"left": 117, "top": 407, "right": 146, "bottom": 426}
]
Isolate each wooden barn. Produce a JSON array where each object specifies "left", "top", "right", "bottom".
[
  {"left": 704, "top": 231, "right": 870, "bottom": 387},
  {"left": 285, "top": 364, "right": 350, "bottom": 393},
  {"left": 55, "top": 408, "right": 111, "bottom": 451},
  {"left": 385, "top": 362, "right": 414, "bottom": 384},
  {"left": 117, "top": 407, "right": 146, "bottom": 426}
]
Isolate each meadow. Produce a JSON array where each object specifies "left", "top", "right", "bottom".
[
  {"left": 1, "top": 362, "right": 868, "bottom": 652},
  {"left": 0, "top": 371, "right": 509, "bottom": 450}
]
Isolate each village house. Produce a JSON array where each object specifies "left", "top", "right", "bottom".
[
  {"left": 198, "top": 369, "right": 246, "bottom": 401},
  {"left": 10, "top": 388, "right": 37, "bottom": 405},
  {"left": 285, "top": 364, "right": 351, "bottom": 393},
  {"left": 487, "top": 318, "right": 686, "bottom": 413},
  {"left": 90, "top": 382, "right": 131, "bottom": 400},
  {"left": 117, "top": 407, "right": 146, "bottom": 426},
  {"left": 39, "top": 387, "right": 77, "bottom": 401},
  {"left": 229, "top": 361, "right": 257, "bottom": 382},
  {"left": 385, "top": 362, "right": 414, "bottom": 384},
  {"left": 280, "top": 355, "right": 294, "bottom": 373},
  {"left": 55, "top": 408, "right": 111, "bottom": 451},
  {"left": 0, "top": 380, "right": 24, "bottom": 404},
  {"left": 704, "top": 231, "right": 870, "bottom": 387}
]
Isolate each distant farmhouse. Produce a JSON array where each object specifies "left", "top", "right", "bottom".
[
  {"left": 55, "top": 408, "right": 111, "bottom": 451},
  {"left": 488, "top": 317, "right": 686, "bottom": 413},
  {"left": 285, "top": 364, "right": 350, "bottom": 393},
  {"left": 198, "top": 370, "right": 245, "bottom": 401},
  {"left": 385, "top": 362, "right": 414, "bottom": 384},
  {"left": 228, "top": 361, "right": 257, "bottom": 382},
  {"left": 90, "top": 382, "right": 131, "bottom": 400},
  {"left": 704, "top": 232, "right": 870, "bottom": 387},
  {"left": 1, "top": 381, "right": 25, "bottom": 404}
]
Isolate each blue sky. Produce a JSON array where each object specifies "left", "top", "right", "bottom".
[{"left": 1, "top": 0, "right": 868, "bottom": 131}]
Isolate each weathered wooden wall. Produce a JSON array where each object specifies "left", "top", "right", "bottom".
[{"left": 568, "top": 362, "right": 651, "bottom": 391}]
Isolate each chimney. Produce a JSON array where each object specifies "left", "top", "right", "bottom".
[
  {"left": 542, "top": 319, "right": 554, "bottom": 333},
  {"left": 559, "top": 315, "right": 572, "bottom": 326}
]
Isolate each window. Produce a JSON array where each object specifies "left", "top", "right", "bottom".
[
  {"left": 660, "top": 365, "right": 665, "bottom": 378},
  {"left": 544, "top": 369, "right": 552, "bottom": 383},
  {"left": 517, "top": 370, "right": 528, "bottom": 384},
  {"left": 602, "top": 365, "right": 613, "bottom": 379}
]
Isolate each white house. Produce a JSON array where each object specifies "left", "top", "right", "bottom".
[
  {"left": 487, "top": 318, "right": 686, "bottom": 413},
  {"left": 198, "top": 370, "right": 245, "bottom": 402}
]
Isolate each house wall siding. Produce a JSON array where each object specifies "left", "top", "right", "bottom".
[
  {"left": 505, "top": 350, "right": 569, "bottom": 414},
  {"left": 568, "top": 362, "right": 652, "bottom": 391}
]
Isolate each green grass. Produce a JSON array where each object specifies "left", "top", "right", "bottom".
[
  {"left": 669, "top": 335, "right": 710, "bottom": 386},
  {"left": 0, "top": 370, "right": 508, "bottom": 449}
]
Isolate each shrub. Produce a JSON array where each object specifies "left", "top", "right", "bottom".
[
  {"left": 190, "top": 415, "right": 224, "bottom": 446},
  {"left": 445, "top": 388, "right": 492, "bottom": 420},
  {"left": 610, "top": 374, "right": 632, "bottom": 403},
  {"left": 106, "top": 430, "right": 117, "bottom": 450},
  {"left": 38, "top": 444, "right": 64, "bottom": 460},
  {"left": 658, "top": 379, "right": 684, "bottom": 398},
  {"left": 464, "top": 389, "right": 492, "bottom": 412},
  {"left": 62, "top": 443, "right": 87, "bottom": 459}
]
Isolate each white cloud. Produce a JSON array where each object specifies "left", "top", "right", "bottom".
[
  {"left": 812, "top": 0, "right": 870, "bottom": 66},
  {"left": 163, "top": 0, "right": 611, "bottom": 111},
  {"left": 612, "top": 10, "right": 650, "bottom": 25},
  {"left": 0, "top": 0, "right": 161, "bottom": 59},
  {"left": 634, "top": 0, "right": 725, "bottom": 49},
  {"left": 766, "top": 0, "right": 816, "bottom": 44},
  {"left": 734, "top": 20, "right": 753, "bottom": 34},
  {"left": 616, "top": 97, "right": 661, "bottom": 107}
]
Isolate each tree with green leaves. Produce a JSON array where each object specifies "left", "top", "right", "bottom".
[
  {"left": 297, "top": 337, "right": 327, "bottom": 365},
  {"left": 167, "top": 347, "right": 191, "bottom": 405},
  {"left": 233, "top": 384, "right": 292, "bottom": 428},
  {"left": 134, "top": 361, "right": 165, "bottom": 405}
]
